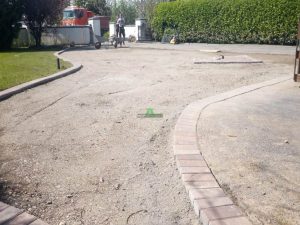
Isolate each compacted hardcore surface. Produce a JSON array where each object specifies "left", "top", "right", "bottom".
[{"left": 0, "top": 43, "right": 295, "bottom": 225}]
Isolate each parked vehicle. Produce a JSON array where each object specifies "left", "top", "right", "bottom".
[
  {"left": 44, "top": 26, "right": 97, "bottom": 47},
  {"left": 62, "top": 6, "right": 94, "bottom": 26},
  {"left": 97, "top": 16, "right": 110, "bottom": 35},
  {"left": 62, "top": 6, "right": 110, "bottom": 35}
]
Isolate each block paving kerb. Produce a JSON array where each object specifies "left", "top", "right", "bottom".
[
  {"left": 173, "top": 76, "right": 290, "bottom": 225},
  {"left": 174, "top": 116, "right": 251, "bottom": 225}
]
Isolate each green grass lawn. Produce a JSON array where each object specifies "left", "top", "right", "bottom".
[{"left": 0, "top": 49, "right": 72, "bottom": 91}]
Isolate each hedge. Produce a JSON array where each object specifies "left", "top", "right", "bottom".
[{"left": 151, "top": 0, "right": 300, "bottom": 45}]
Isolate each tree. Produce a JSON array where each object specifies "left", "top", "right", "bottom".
[
  {"left": 111, "top": 0, "right": 137, "bottom": 24},
  {"left": 75, "top": 0, "right": 111, "bottom": 16},
  {"left": 134, "top": 0, "right": 168, "bottom": 22},
  {"left": 0, "top": 0, "right": 23, "bottom": 50},
  {"left": 23, "top": 0, "right": 66, "bottom": 47}
]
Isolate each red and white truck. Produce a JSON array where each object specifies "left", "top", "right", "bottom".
[
  {"left": 62, "top": 6, "right": 110, "bottom": 35},
  {"left": 62, "top": 6, "right": 94, "bottom": 26}
]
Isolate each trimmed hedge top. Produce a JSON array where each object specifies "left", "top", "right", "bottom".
[{"left": 151, "top": 0, "right": 300, "bottom": 45}]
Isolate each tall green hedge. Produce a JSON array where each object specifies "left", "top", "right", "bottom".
[{"left": 151, "top": 0, "right": 300, "bottom": 44}]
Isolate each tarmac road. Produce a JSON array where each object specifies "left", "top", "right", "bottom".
[{"left": 0, "top": 43, "right": 295, "bottom": 225}]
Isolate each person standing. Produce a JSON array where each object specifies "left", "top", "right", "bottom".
[{"left": 117, "top": 13, "right": 125, "bottom": 44}]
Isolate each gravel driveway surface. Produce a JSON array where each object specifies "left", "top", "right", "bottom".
[{"left": 0, "top": 43, "right": 295, "bottom": 225}]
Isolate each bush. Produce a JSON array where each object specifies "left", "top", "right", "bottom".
[
  {"left": 103, "top": 31, "right": 110, "bottom": 41},
  {"left": 151, "top": 0, "right": 300, "bottom": 45}
]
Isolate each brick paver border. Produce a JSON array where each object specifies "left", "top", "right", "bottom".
[
  {"left": 173, "top": 76, "right": 291, "bottom": 225},
  {"left": 0, "top": 49, "right": 82, "bottom": 101}
]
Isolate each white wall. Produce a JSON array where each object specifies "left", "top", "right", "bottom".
[
  {"left": 109, "top": 23, "right": 137, "bottom": 38},
  {"left": 124, "top": 25, "right": 136, "bottom": 38},
  {"left": 109, "top": 23, "right": 115, "bottom": 37}
]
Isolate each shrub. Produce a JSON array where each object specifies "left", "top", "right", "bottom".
[
  {"left": 151, "top": 0, "right": 300, "bottom": 45},
  {"left": 103, "top": 31, "right": 110, "bottom": 40}
]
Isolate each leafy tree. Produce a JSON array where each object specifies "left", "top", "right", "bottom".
[
  {"left": 0, "top": 0, "right": 23, "bottom": 50},
  {"left": 134, "top": 0, "right": 167, "bottom": 21},
  {"left": 111, "top": 0, "right": 137, "bottom": 24},
  {"left": 23, "top": 0, "right": 66, "bottom": 47},
  {"left": 75, "top": 0, "right": 111, "bottom": 16}
]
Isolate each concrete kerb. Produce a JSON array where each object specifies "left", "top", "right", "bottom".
[
  {"left": 0, "top": 48, "right": 82, "bottom": 101},
  {"left": 173, "top": 76, "right": 291, "bottom": 225}
]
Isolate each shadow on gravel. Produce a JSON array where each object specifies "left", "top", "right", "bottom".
[
  {"left": 0, "top": 178, "right": 37, "bottom": 208},
  {"left": 0, "top": 179, "right": 14, "bottom": 204}
]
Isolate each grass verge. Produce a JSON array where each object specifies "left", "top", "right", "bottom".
[{"left": 0, "top": 49, "right": 72, "bottom": 91}]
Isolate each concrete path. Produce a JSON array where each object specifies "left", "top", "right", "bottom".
[
  {"left": 197, "top": 80, "right": 300, "bottom": 225},
  {"left": 0, "top": 43, "right": 295, "bottom": 225}
]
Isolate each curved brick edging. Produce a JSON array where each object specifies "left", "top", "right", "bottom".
[
  {"left": 173, "top": 76, "right": 291, "bottom": 225},
  {"left": 0, "top": 48, "right": 82, "bottom": 101},
  {"left": 0, "top": 201, "right": 49, "bottom": 225}
]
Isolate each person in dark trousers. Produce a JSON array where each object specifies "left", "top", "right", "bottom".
[
  {"left": 115, "top": 23, "right": 119, "bottom": 39},
  {"left": 116, "top": 14, "right": 125, "bottom": 44}
]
